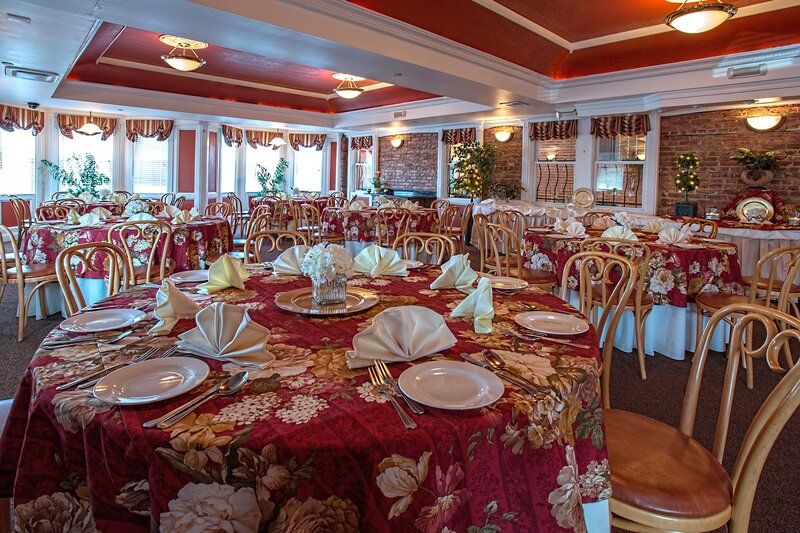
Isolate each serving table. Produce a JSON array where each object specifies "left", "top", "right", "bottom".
[{"left": 0, "top": 269, "right": 610, "bottom": 532}]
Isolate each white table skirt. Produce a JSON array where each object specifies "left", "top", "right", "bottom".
[
  {"left": 25, "top": 278, "right": 107, "bottom": 319},
  {"left": 583, "top": 500, "right": 610, "bottom": 533}
]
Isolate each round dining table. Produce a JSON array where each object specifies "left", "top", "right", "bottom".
[
  {"left": 322, "top": 207, "right": 439, "bottom": 246},
  {"left": 38, "top": 201, "right": 127, "bottom": 220},
  {"left": 0, "top": 268, "right": 610, "bottom": 532}
]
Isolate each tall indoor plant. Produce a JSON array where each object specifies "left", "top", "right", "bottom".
[
  {"left": 673, "top": 152, "right": 700, "bottom": 217},
  {"left": 450, "top": 142, "right": 500, "bottom": 201},
  {"left": 41, "top": 154, "right": 110, "bottom": 196},
  {"left": 256, "top": 157, "right": 289, "bottom": 195}
]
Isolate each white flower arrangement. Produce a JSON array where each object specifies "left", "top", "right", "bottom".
[
  {"left": 299, "top": 243, "right": 354, "bottom": 284},
  {"left": 612, "top": 211, "right": 633, "bottom": 229},
  {"left": 123, "top": 198, "right": 151, "bottom": 216}
]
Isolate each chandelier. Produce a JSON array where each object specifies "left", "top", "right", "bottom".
[
  {"left": 332, "top": 73, "right": 364, "bottom": 99},
  {"left": 76, "top": 112, "right": 102, "bottom": 136},
  {"left": 665, "top": 0, "right": 737, "bottom": 34},
  {"left": 159, "top": 35, "right": 208, "bottom": 72}
]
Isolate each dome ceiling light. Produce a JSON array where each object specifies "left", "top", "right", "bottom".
[
  {"left": 159, "top": 35, "right": 208, "bottom": 72},
  {"left": 665, "top": 0, "right": 737, "bottom": 34},
  {"left": 332, "top": 73, "right": 365, "bottom": 99},
  {"left": 76, "top": 111, "right": 103, "bottom": 136}
]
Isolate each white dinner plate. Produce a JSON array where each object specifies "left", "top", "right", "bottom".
[
  {"left": 479, "top": 274, "right": 529, "bottom": 290},
  {"left": 403, "top": 260, "right": 424, "bottom": 270},
  {"left": 93, "top": 356, "right": 209, "bottom": 405},
  {"left": 169, "top": 270, "right": 209, "bottom": 283},
  {"left": 674, "top": 243, "right": 705, "bottom": 249},
  {"left": 514, "top": 311, "right": 589, "bottom": 336},
  {"left": 398, "top": 361, "right": 505, "bottom": 410},
  {"left": 60, "top": 308, "right": 147, "bottom": 333},
  {"left": 527, "top": 227, "right": 551, "bottom": 233}
]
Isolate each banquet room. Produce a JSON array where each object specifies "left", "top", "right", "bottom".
[{"left": 2, "top": 0, "right": 800, "bottom": 531}]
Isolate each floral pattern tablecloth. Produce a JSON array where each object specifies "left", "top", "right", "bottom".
[
  {"left": 0, "top": 269, "right": 609, "bottom": 532},
  {"left": 524, "top": 229, "right": 744, "bottom": 307},
  {"left": 39, "top": 201, "right": 126, "bottom": 220},
  {"left": 22, "top": 216, "right": 234, "bottom": 278},
  {"left": 248, "top": 196, "right": 329, "bottom": 215},
  {"left": 322, "top": 208, "right": 438, "bottom": 242}
]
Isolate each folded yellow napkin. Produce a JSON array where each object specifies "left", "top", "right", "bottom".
[
  {"left": 78, "top": 192, "right": 96, "bottom": 203},
  {"left": 553, "top": 217, "right": 578, "bottom": 233},
  {"left": 641, "top": 219, "right": 665, "bottom": 233},
  {"left": 348, "top": 200, "right": 365, "bottom": 211},
  {"left": 165, "top": 204, "right": 182, "bottom": 217},
  {"left": 66, "top": 209, "right": 80, "bottom": 224},
  {"left": 176, "top": 303, "right": 275, "bottom": 368},
  {"left": 430, "top": 253, "right": 477, "bottom": 294},
  {"left": 353, "top": 245, "right": 408, "bottom": 278},
  {"left": 657, "top": 227, "right": 691, "bottom": 245},
  {"left": 400, "top": 200, "right": 418, "bottom": 210},
  {"left": 78, "top": 213, "right": 101, "bottom": 226},
  {"left": 346, "top": 305, "right": 457, "bottom": 368},
  {"left": 601, "top": 226, "right": 638, "bottom": 241},
  {"left": 450, "top": 276, "right": 494, "bottom": 333},
  {"left": 127, "top": 213, "right": 156, "bottom": 222},
  {"left": 91, "top": 207, "right": 112, "bottom": 220},
  {"left": 272, "top": 245, "right": 310, "bottom": 275},
  {"left": 171, "top": 210, "right": 197, "bottom": 224},
  {"left": 564, "top": 221, "right": 588, "bottom": 238},
  {"left": 591, "top": 216, "right": 616, "bottom": 230},
  {"left": 109, "top": 193, "right": 127, "bottom": 205},
  {"left": 197, "top": 254, "right": 250, "bottom": 294},
  {"left": 149, "top": 280, "right": 202, "bottom": 336}
]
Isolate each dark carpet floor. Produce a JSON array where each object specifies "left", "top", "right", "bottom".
[{"left": 1, "top": 276, "right": 798, "bottom": 531}]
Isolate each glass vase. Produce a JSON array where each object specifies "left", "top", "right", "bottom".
[{"left": 312, "top": 275, "right": 347, "bottom": 305}]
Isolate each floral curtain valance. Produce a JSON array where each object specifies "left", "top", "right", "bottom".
[
  {"left": 289, "top": 133, "right": 327, "bottom": 151},
  {"left": 590, "top": 114, "right": 650, "bottom": 138},
  {"left": 441, "top": 128, "right": 476, "bottom": 145},
  {"left": 57, "top": 114, "right": 117, "bottom": 141},
  {"left": 125, "top": 119, "right": 174, "bottom": 142},
  {"left": 529, "top": 120, "right": 577, "bottom": 141},
  {"left": 1, "top": 105, "right": 45, "bottom": 136},
  {"left": 221, "top": 125, "right": 244, "bottom": 147},
  {"left": 350, "top": 136, "right": 373, "bottom": 150},
  {"left": 246, "top": 130, "right": 282, "bottom": 150}
]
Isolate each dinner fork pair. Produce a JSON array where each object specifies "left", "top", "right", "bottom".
[{"left": 368, "top": 363, "right": 418, "bottom": 430}]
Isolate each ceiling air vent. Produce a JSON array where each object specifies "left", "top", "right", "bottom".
[
  {"left": 726, "top": 64, "right": 767, "bottom": 79},
  {"left": 394, "top": 110, "right": 407, "bottom": 119},
  {"left": 4, "top": 65, "right": 58, "bottom": 83},
  {"left": 499, "top": 101, "right": 529, "bottom": 107}
]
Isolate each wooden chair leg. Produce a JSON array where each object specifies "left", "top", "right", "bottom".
[
  {"left": 635, "top": 309, "right": 647, "bottom": 380},
  {"left": 0, "top": 497, "right": 10, "bottom": 533},
  {"left": 745, "top": 322, "right": 754, "bottom": 390},
  {"left": 694, "top": 306, "right": 704, "bottom": 356},
  {"left": 16, "top": 283, "right": 25, "bottom": 342},
  {"left": 0, "top": 283, "right": 6, "bottom": 303},
  {"left": 37, "top": 284, "right": 49, "bottom": 318}
]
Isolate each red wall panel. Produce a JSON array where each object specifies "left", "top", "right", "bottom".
[
  {"left": 178, "top": 130, "right": 196, "bottom": 193},
  {"left": 208, "top": 131, "right": 218, "bottom": 193}
]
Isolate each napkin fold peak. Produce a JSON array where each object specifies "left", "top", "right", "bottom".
[
  {"left": 450, "top": 276, "right": 494, "bottom": 333},
  {"left": 353, "top": 245, "right": 408, "bottom": 278},
  {"left": 430, "top": 254, "right": 477, "bottom": 294},
  {"left": 149, "top": 280, "right": 202, "bottom": 336},
  {"left": 197, "top": 254, "right": 250, "bottom": 294}
]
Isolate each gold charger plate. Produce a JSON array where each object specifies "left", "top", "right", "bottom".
[
  {"left": 736, "top": 197, "right": 774, "bottom": 223},
  {"left": 573, "top": 188, "right": 595, "bottom": 208},
  {"left": 275, "top": 287, "right": 379, "bottom": 316}
]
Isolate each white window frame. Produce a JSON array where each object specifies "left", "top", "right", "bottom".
[
  {"left": 437, "top": 125, "right": 482, "bottom": 204},
  {"left": 288, "top": 134, "right": 330, "bottom": 195},
  {"left": 125, "top": 135, "right": 174, "bottom": 199}
]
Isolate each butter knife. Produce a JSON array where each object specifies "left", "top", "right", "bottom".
[{"left": 459, "top": 353, "right": 543, "bottom": 395}]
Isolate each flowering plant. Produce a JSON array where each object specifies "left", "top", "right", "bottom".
[
  {"left": 371, "top": 171, "right": 383, "bottom": 191},
  {"left": 123, "top": 198, "right": 151, "bottom": 216},
  {"left": 612, "top": 211, "right": 633, "bottom": 229},
  {"left": 300, "top": 243, "right": 354, "bottom": 284}
]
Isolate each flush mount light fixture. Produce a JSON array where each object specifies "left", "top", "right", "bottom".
[
  {"left": 665, "top": 0, "right": 737, "bottom": 34},
  {"left": 159, "top": 35, "right": 208, "bottom": 72},
  {"left": 76, "top": 112, "right": 103, "bottom": 136},
  {"left": 390, "top": 136, "right": 403, "bottom": 148},
  {"left": 745, "top": 115, "right": 785, "bottom": 132},
  {"left": 332, "top": 73, "right": 365, "bottom": 99},
  {"left": 494, "top": 128, "right": 513, "bottom": 143}
]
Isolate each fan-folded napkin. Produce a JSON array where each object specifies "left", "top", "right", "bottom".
[
  {"left": 641, "top": 219, "right": 665, "bottom": 233},
  {"left": 564, "top": 221, "right": 588, "bottom": 238},
  {"left": 91, "top": 207, "right": 112, "bottom": 220},
  {"left": 78, "top": 213, "right": 101, "bottom": 226},
  {"left": 197, "top": 254, "right": 250, "bottom": 294},
  {"left": 450, "top": 276, "right": 494, "bottom": 333},
  {"left": 553, "top": 217, "right": 578, "bottom": 233},
  {"left": 348, "top": 200, "right": 365, "bottom": 211},
  {"left": 165, "top": 204, "right": 181, "bottom": 217},
  {"left": 591, "top": 216, "right": 616, "bottom": 230},
  {"left": 109, "top": 193, "right": 127, "bottom": 205},
  {"left": 272, "top": 245, "right": 310, "bottom": 275},
  {"left": 354, "top": 245, "right": 408, "bottom": 278},
  {"left": 177, "top": 302, "right": 275, "bottom": 368},
  {"left": 149, "top": 280, "right": 201, "bottom": 336},
  {"left": 430, "top": 253, "right": 478, "bottom": 294},
  {"left": 346, "top": 305, "right": 457, "bottom": 368},
  {"left": 400, "top": 200, "right": 418, "bottom": 210},
  {"left": 172, "top": 210, "right": 198, "bottom": 224},
  {"left": 657, "top": 227, "right": 691, "bottom": 245},
  {"left": 127, "top": 213, "right": 156, "bottom": 222},
  {"left": 66, "top": 209, "right": 80, "bottom": 224},
  {"left": 601, "top": 226, "right": 638, "bottom": 241}
]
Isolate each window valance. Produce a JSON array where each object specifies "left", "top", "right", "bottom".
[
  {"left": 246, "top": 130, "right": 282, "bottom": 150},
  {"left": 350, "top": 136, "right": 373, "bottom": 150},
  {"left": 126, "top": 119, "right": 174, "bottom": 142},
  {"left": 441, "top": 128, "right": 476, "bottom": 145},
  {"left": 1, "top": 105, "right": 44, "bottom": 136},
  {"left": 289, "top": 133, "right": 326, "bottom": 151},
  {"left": 221, "top": 125, "right": 244, "bottom": 147},
  {"left": 58, "top": 114, "right": 117, "bottom": 141},
  {"left": 529, "top": 120, "right": 577, "bottom": 141},
  {"left": 590, "top": 114, "right": 650, "bottom": 138}
]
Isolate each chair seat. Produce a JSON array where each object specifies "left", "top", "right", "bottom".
[
  {"left": 606, "top": 408, "right": 732, "bottom": 520},
  {"left": 7, "top": 263, "right": 57, "bottom": 279},
  {"left": 742, "top": 275, "right": 800, "bottom": 294},
  {"left": 695, "top": 292, "right": 764, "bottom": 311},
  {"left": 513, "top": 268, "right": 557, "bottom": 285},
  {"left": 591, "top": 284, "right": 653, "bottom": 307}
]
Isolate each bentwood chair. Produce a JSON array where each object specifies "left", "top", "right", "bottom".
[
  {"left": 225, "top": 192, "right": 248, "bottom": 237},
  {"left": 439, "top": 202, "right": 474, "bottom": 253},
  {"left": 375, "top": 207, "right": 411, "bottom": 247},
  {"left": 107, "top": 221, "right": 172, "bottom": 285},
  {"left": 56, "top": 242, "right": 131, "bottom": 317},
  {"left": 681, "top": 217, "right": 719, "bottom": 238},
  {"left": 486, "top": 223, "right": 558, "bottom": 291},
  {"left": 35, "top": 205, "right": 69, "bottom": 222},
  {"left": 393, "top": 232, "right": 455, "bottom": 265},
  {"left": 8, "top": 196, "right": 33, "bottom": 247},
  {"left": 205, "top": 201, "right": 234, "bottom": 219},
  {"left": 432, "top": 199, "right": 450, "bottom": 220},
  {"left": 472, "top": 213, "right": 492, "bottom": 273},
  {"left": 326, "top": 195, "right": 350, "bottom": 209},
  {"left": 243, "top": 230, "right": 308, "bottom": 264},
  {"left": 268, "top": 200, "right": 294, "bottom": 231},
  {"left": 160, "top": 192, "right": 176, "bottom": 205},
  {"left": 606, "top": 303, "right": 800, "bottom": 533},
  {"left": 173, "top": 196, "right": 186, "bottom": 210},
  {"left": 146, "top": 201, "right": 168, "bottom": 216},
  {"left": 54, "top": 198, "right": 85, "bottom": 212},
  {"left": 581, "top": 238, "right": 654, "bottom": 380},
  {"left": 297, "top": 204, "right": 346, "bottom": 245},
  {"left": 0, "top": 225, "right": 58, "bottom": 341},
  {"left": 582, "top": 210, "right": 615, "bottom": 228},
  {"left": 495, "top": 209, "right": 527, "bottom": 239},
  {"left": 51, "top": 191, "right": 72, "bottom": 200},
  {"left": 114, "top": 190, "right": 133, "bottom": 198}
]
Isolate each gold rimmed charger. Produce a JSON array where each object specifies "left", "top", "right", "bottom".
[{"left": 274, "top": 287, "right": 379, "bottom": 316}]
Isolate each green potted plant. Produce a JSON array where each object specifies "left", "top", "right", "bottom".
[
  {"left": 256, "top": 157, "right": 289, "bottom": 195},
  {"left": 41, "top": 154, "right": 110, "bottom": 196},
  {"left": 370, "top": 171, "right": 382, "bottom": 194},
  {"left": 729, "top": 148, "right": 779, "bottom": 187},
  {"left": 487, "top": 181, "right": 523, "bottom": 201},
  {"left": 450, "top": 142, "right": 500, "bottom": 201},
  {"left": 674, "top": 152, "right": 700, "bottom": 217}
]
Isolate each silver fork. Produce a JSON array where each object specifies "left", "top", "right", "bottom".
[
  {"left": 76, "top": 347, "right": 177, "bottom": 390},
  {"left": 374, "top": 360, "right": 425, "bottom": 414},
  {"left": 368, "top": 367, "right": 416, "bottom": 429},
  {"left": 56, "top": 347, "right": 159, "bottom": 391}
]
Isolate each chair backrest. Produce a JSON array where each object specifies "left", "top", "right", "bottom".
[
  {"left": 226, "top": 192, "right": 244, "bottom": 214},
  {"left": 393, "top": 232, "right": 455, "bottom": 265},
  {"left": 173, "top": 196, "right": 186, "bottom": 209},
  {"left": 269, "top": 200, "right": 294, "bottom": 229},
  {"left": 297, "top": 204, "right": 321, "bottom": 242},
  {"left": 460, "top": 203, "right": 474, "bottom": 238},
  {"left": 51, "top": 191, "right": 71, "bottom": 200},
  {"left": 432, "top": 199, "right": 450, "bottom": 218},
  {"left": 580, "top": 237, "right": 652, "bottom": 308},
  {"left": 114, "top": 190, "right": 132, "bottom": 198},
  {"left": 582, "top": 210, "right": 615, "bottom": 227},
  {"left": 35, "top": 204, "right": 69, "bottom": 222},
  {"left": 472, "top": 213, "right": 492, "bottom": 272},
  {"left": 747, "top": 244, "right": 800, "bottom": 312},
  {"left": 54, "top": 198, "right": 86, "bottom": 210},
  {"left": 680, "top": 217, "right": 718, "bottom": 238},
  {"left": 8, "top": 196, "right": 33, "bottom": 245},
  {"left": 679, "top": 303, "right": 800, "bottom": 531},
  {"left": 243, "top": 230, "right": 308, "bottom": 263},
  {"left": 160, "top": 192, "right": 176, "bottom": 205},
  {"left": 56, "top": 242, "right": 131, "bottom": 316},
  {"left": 495, "top": 209, "right": 526, "bottom": 238},
  {"left": 245, "top": 205, "right": 272, "bottom": 236},
  {"left": 326, "top": 195, "right": 350, "bottom": 208},
  {"left": 147, "top": 201, "right": 169, "bottom": 215},
  {"left": 560, "top": 250, "right": 637, "bottom": 405},
  {"left": 375, "top": 207, "right": 411, "bottom": 247},
  {"left": 205, "top": 201, "right": 233, "bottom": 218},
  {"left": 485, "top": 223, "right": 525, "bottom": 277},
  {"left": 107, "top": 221, "right": 172, "bottom": 285},
  {"left": 330, "top": 191, "right": 345, "bottom": 199},
  {"left": 0, "top": 225, "right": 23, "bottom": 286}
]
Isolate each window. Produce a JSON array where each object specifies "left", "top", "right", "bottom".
[
  {"left": 59, "top": 132, "right": 114, "bottom": 181},
  {"left": 220, "top": 142, "right": 237, "bottom": 194},
  {"left": 245, "top": 145, "right": 280, "bottom": 193},
  {"left": 535, "top": 138, "right": 576, "bottom": 203},
  {"left": 0, "top": 129, "right": 36, "bottom": 195},
  {"left": 293, "top": 146, "right": 323, "bottom": 192},
  {"left": 353, "top": 148, "right": 372, "bottom": 190},
  {"left": 447, "top": 144, "right": 470, "bottom": 198},
  {"left": 594, "top": 134, "right": 645, "bottom": 208},
  {"left": 131, "top": 137, "right": 170, "bottom": 194}
]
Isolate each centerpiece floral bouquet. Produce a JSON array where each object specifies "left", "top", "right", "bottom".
[
  {"left": 300, "top": 243, "right": 354, "bottom": 304},
  {"left": 123, "top": 196, "right": 151, "bottom": 216},
  {"left": 612, "top": 211, "right": 633, "bottom": 229}
]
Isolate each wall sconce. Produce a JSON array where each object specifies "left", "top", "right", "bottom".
[
  {"left": 494, "top": 128, "right": 513, "bottom": 143},
  {"left": 546, "top": 153, "right": 557, "bottom": 161},
  {"left": 745, "top": 115, "right": 785, "bottom": 132},
  {"left": 390, "top": 136, "right": 403, "bottom": 148}
]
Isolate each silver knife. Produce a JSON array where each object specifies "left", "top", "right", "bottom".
[
  {"left": 43, "top": 330, "right": 134, "bottom": 349},
  {"left": 459, "top": 353, "right": 543, "bottom": 396}
]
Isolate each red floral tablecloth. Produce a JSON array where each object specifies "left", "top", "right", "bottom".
[
  {"left": 22, "top": 216, "right": 234, "bottom": 278},
  {"left": 38, "top": 201, "right": 127, "bottom": 220},
  {"left": 322, "top": 208, "right": 438, "bottom": 242},
  {"left": 663, "top": 214, "right": 799, "bottom": 231},
  {"left": 525, "top": 229, "right": 744, "bottom": 307},
  {"left": 248, "top": 196, "right": 329, "bottom": 215},
  {"left": 0, "top": 270, "right": 608, "bottom": 532}
]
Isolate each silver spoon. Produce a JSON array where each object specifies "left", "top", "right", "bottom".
[
  {"left": 142, "top": 372, "right": 249, "bottom": 429},
  {"left": 482, "top": 349, "right": 549, "bottom": 394}
]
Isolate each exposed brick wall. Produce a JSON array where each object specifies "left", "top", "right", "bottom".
[
  {"left": 377, "top": 133, "right": 437, "bottom": 192},
  {"left": 338, "top": 134, "right": 348, "bottom": 194},
  {"left": 483, "top": 126, "right": 523, "bottom": 199},
  {"left": 657, "top": 105, "right": 800, "bottom": 215},
  {"left": 534, "top": 137, "right": 575, "bottom": 203}
]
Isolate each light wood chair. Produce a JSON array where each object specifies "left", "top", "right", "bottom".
[
  {"left": 681, "top": 217, "right": 718, "bottom": 238},
  {"left": 439, "top": 202, "right": 474, "bottom": 253},
  {"left": 225, "top": 192, "right": 248, "bottom": 237},
  {"left": 393, "top": 232, "right": 455, "bottom": 265},
  {"left": 326, "top": 195, "right": 350, "bottom": 208},
  {"left": 9, "top": 196, "right": 33, "bottom": 247},
  {"left": 486, "top": 223, "right": 558, "bottom": 291},
  {"left": 54, "top": 198, "right": 85, "bottom": 212},
  {"left": 114, "top": 190, "right": 133, "bottom": 198},
  {"left": 145, "top": 201, "right": 168, "bottom": 216},
  {"left": 0, "top": 225, "right": 58, "bottom": 341},
  {"left": 375, "top": 207, "right": 411, "bottom": 247},
  {"left": 243, "top": 230, "right": 308, "bottom": 264},
  {"left": 472, "top": 213, "right": 492, "bottom": 273},
  {"left": 297, "top": 204, "right": 346, "bottom": 245},
  {"left": 51, "top": 191, "right": 72, "bottom": 200},
  {"left": 56, "top": 242, "right": 131, "bottom": 317},
  {"left": 35, "top": 205, "right": 69, "bottom": 222},
  {"left": 107, "top": 220, "right": 172, "bottom": 285},
  {"left": 268, "top": 200, "right": 294, "bottom": 231},
  {"left": 160, "top": 192, "right": 176, "bottom": 205},
  {"left": 581, "top": 210, "right": 615, "bottom": 228},
  {"left": 432, "top": 199, "right": 450, "bottom": 219},
  {"left": 173, "top": 196, "right": 186, "bottom": 210},
  {"left": 495, "top": 209, "right": 527, "bottom": 238},
  {"left": 606, "top": 302, "right": 800, "bottom": 533}
]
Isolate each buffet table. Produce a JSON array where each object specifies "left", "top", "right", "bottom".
[{"left": 0, "top": 269, "right": 610, "bottom": 532}]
